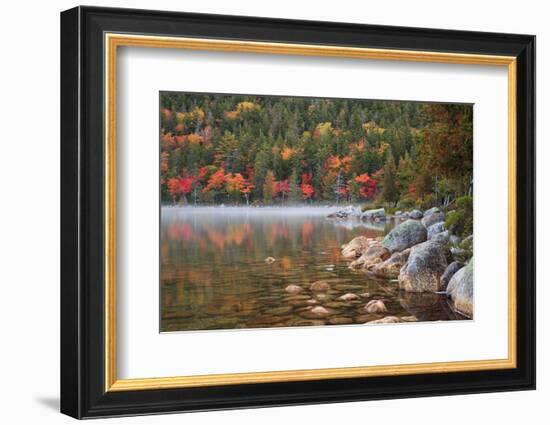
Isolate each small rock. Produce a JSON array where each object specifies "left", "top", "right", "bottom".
[
  {"left": 338, "top": 293, "right": 360, "bottom": 301},
  {"left": 449, "top": 235, "right": 462, "bottom": 245},
  {"left": 361, "top": 208, "right": 386, "bottom": 220},
  {"left": 400, "top": 315, "right": 418, "bottom": 322},
  {"left": 367, "top": 316, "right": 401, "bottom": 324},
  {"left": 432, "top": 230, "right": 450, "bottom": 244},
  {"left": 306, "top": 299, "right": 318, "bottom": 305},
  {"left": 310, "top": 280, "right": 331, "bottom": 292},
  {"left": 371, "top": 249, "right": 410, "bottom": 279},
  {"left": 427, "top": 222, "right": 446, "bottom": 240},
  {"left": 359, "top": 292, "right": 371, "bottom": 298},
  {"left": 310, "top": 306, "right": 331, "bottom": 317},
  {"left": 424, "top": 207, "right": 442, "bottom": 217},
  {"left": 460, "top": 235, "right": 474, "bottom": 251},
  {"left": 265, "top": 256, "right": 276, "bottom": 264},
  {"left": 451, "top": 247, "right": 471, "bottom": 262},
  {"left": 349, "top": 242, "right": 391, "bottom": 269},
  {"left": 409, "top": 209, "right": 423, "bottom": 219},
  {"left": 440, "top": 261, "right": 465, "bottom": 290},
  {"left": 364, "top": 299, "right": 388, "bottom": 313},
  {"left": 341, "top": 236, "right": 371, "bottom": 259},
  {"left": 329, "top": 317, "right": 354, "bottom": 325},
  {"left": 421, "top": 211, "right": 445, "bottom": 228},
  {"left": 328, "top": 205, "right": 362, "bottom": 219},
  {"left": 285, "top": 284, "right": 303, "bottom": 294},
  {"left": 264, "top": 306, "right": 293, "bottom": 315}
]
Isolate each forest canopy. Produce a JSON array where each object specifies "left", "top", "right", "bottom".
[{"left": 160, "top": 92, "right": 473, "bottom": 208}]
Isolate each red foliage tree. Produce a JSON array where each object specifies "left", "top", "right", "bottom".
[
  {"left": 355, "top": 173, "right": 377, "bottom": 199},
  {"left": 301, "top": 173, "right": 315, "bottom": 200}
]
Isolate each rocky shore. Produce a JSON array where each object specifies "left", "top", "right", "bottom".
[{"left": 336, "top": 206, "right": 474, "bottom": 318}]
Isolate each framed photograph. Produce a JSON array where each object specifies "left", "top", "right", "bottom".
[{"left": 60, "top": 6, "right": 535, "bottom": 419}]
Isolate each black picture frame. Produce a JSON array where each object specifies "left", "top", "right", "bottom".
[{"left": 61, "top": 5, "right": 535, "bottom": 419}]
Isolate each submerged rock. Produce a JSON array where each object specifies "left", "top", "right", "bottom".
[
  {"left": 329, "top": 317, "right": 354, "bottom": 325},
  {"left": 364, "top": 299, "right": 388, "bottom": 313},
  {"left": 285, "top": 284, "right": 303, "bottom": 294},
  {"left": 421, "top": 211, "right": 445, "bottom": 228},
  {"left": 338, "top": 293, "right": 361, "bottom": 301},
  {"left": 367, "top": 316, "right": 401, "bottom": 324},
  {"left": 264, "top": 306, "right": 293, "bottom": 316},
  {"left": 398, "top": 240, "right": 448, "bottom": 292},
  {"left": 400, "top": 315, "right": 418, "bottom": 322},
  {"left": 310, "top": 306, "right": 332, "bottom": 317},
  {"left": 341, "top": 236, "right": 371, "bottom": 259},
  {"left": 371, "top": 249, "right": 410, "bottom": 279},
  {"left": 440, "top": 261, "right": 465, "bottom": 290},
  {"left": 447, "top": 258, "right": 474, "bottom": 317},
  {"left": 382, "top": 219, "right": 427, "bottom": 253},
  {"left": 310, "top": 280, "right": 331, "bottom": 292},
  {"left": 349, "top": 242, "right": 390, "bottom": 269}
]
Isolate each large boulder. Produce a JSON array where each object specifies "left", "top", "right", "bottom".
[
  {"left": 398, "top": 240, "right": 448, "bottom": 292},
  {"left": 421, "top": 211, "right": 445, "bottom": 228},
  {"left": 447, "top": 258, "right": 474, "bottom": 317},
  {"left": 427, "top": 222, "right": 445, "bottom": 240},
  {"left": 371, "top": 249, "right": 410, "bottom": 278},
  {"left": 350, "top": 242, "right": 390, "bottom": 269},
  {"left": 440, "top": 261, "right": 464, "bottom": 290},
  {"left": 361, "top": 208, "right": 385, "bottom": 220},
  {"left": 341, "top": 236, "right": 370, "bottom": 259},
  {"left": 382, "top": 219, "right": 427, "bottom": 253},
  {"left": 409, "top": 209, "right": 423, "bottom": 220}
]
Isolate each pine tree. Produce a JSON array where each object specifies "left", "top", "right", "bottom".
[
  {"left": 288, "top": 170, "right": 301, "bottom": 204},
  {"left": 381, "top": 151, "right": 399, "bottom": 206},
  {"left": 263, "top": 170, "right": 275, "bottom": 204}
]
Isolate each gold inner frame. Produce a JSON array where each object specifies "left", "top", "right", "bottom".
[{"left": 104, "top": 33, "right": 517, "bottom": 392}]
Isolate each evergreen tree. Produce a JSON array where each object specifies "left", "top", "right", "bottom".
[
  {"left": 381, "top": 151, "right": 399, "bottom": 206},
  {"left": 288, "top": 170, "right": 301, "bottom": 204},
  {"left": 263, "top": 171, "right": 275, "bottom": 204}
]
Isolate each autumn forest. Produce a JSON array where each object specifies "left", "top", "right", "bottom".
[{"left": 160, "top": 92, "right": 473, "bottom": 209}]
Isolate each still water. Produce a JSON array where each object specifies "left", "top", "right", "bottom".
[{"left": 160, "top": 206, "right": 461, "bottom": 332}]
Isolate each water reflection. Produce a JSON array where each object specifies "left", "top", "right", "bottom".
[{"left": 160, "top": 207, "right": 462, "bottom": 332}]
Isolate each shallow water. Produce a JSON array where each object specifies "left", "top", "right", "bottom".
[{"left": 160, "top": 206, "right": 463, "bottom": 332}]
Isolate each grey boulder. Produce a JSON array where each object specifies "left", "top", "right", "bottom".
[
  {"left": 421, "top": 211, "right": 445, "bottom": 228},
  {"left": 398, "top": 240, "right": 448, "bottom": 292},
  {"left": 427, "top": 222, "right": 446, "bottom": 240},
  {"left": 382, "top": 219, "right": 427, "bottom": 253},
  {"left": 447, "top": 258, "right": 474, "bottom": 317},
  {"left": 440, "top": 261, "right": 465, "bottom": 290},
  {"left": 409, "top": 209, "right": 423, "bottom": 220}
]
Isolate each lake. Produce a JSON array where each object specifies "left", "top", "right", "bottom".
[{"left": 160, "top": 206, "right": 463, "bottom": 332}]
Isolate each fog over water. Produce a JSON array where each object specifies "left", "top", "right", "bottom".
[{"left": 160, "top": 206, "right": 462, "bottom": 332}]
